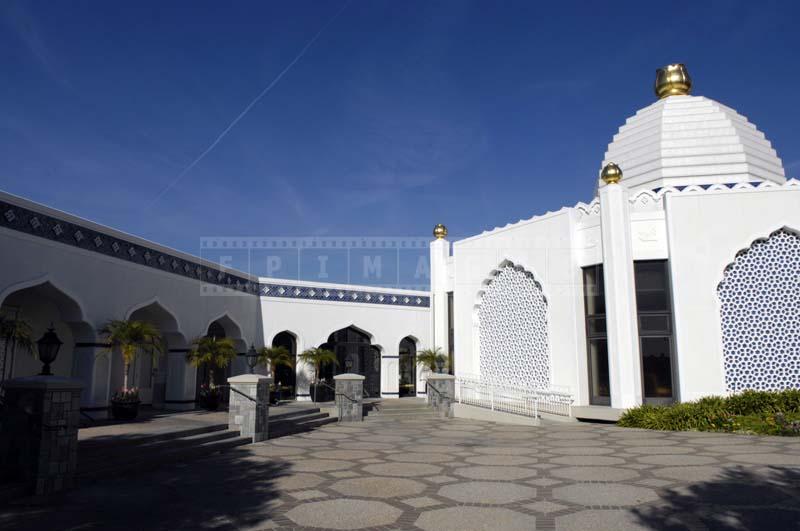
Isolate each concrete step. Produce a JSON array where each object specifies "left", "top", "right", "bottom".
[
  {"left": 269, "top": 411, "right": 336, "bottom": 439},
  {"left": 79, "top": 428, "right": 238, "bottom": 469},
  {"left": 77, "top": 430, "right": 249, "bottom": 483},
  {"left": 269, "top": 407, "right": 321, "bottom": 422},
  {"left": 374, "top": 409, "right": 432, "bottom": 416},
  {"left": 79, "top": 423, "right": 228, "bottom": 455}
]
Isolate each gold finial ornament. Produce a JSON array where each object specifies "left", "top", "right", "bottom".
[
  {"left": 654, "top": 63, "right": 692, "bottom": 99},
  {"left": 433, "top": 224, "right": 448, "bottom": 239},
  {"left": 601, "top": 162, "right": 623, "bottom": 185}
]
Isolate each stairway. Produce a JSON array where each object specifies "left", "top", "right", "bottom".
[
  {"left": 77, "top": 424, "right": 249, "bottom": 483},
  {"left": 269, "top": 406, "right": 337, "bottom": 438},
  {"left": 367, "top": 398, "right": 432, "bottom": 419}
]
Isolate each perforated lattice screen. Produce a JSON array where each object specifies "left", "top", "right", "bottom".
[
  {"left": 478, "top": 264, "right": 551, "bottom": 389},
  {"left": 718, "top": 230, "right": 800, "bottom": 392}
]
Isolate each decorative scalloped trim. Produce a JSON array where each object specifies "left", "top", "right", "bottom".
[{"left": 472, "top": 179, "right": 799, "bottom": 236}]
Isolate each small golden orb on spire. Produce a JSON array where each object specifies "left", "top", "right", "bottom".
[
  {"left": 601, "top": 162, "right": 623, "bottom": 185},
  {"left": 655, "top": 63, "right": 692, "bottom": 99},
  {"left": 433, "top": 224, "right": 448, "bottom": 239}
]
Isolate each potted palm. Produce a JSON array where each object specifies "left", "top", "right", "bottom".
[
  {"left": 416, "top": 347, "right": 448, "bottom": 374},
  {"left": 417, "top": 347, "right": 448, "bottom": 405},
  {"left": 101, "top": 319, "right": 164, "bottom": 420},
  {"left": 0, "top": 316, "right": 34, "bottom": 381},
  {"left": 258, "top": 345, "right": 294, "bottom": 404},
  {"left": 297, "top": 347, "right": 337, "bottom": 402},
  {"left": 187, "top": 336, "right": 237, "bottom": 410}
]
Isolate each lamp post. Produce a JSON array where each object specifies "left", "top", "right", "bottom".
[
  {"left": 246, "top": 344, "right": 258, "bottom": 374},
  {"left": 435, "top": 356, "right": 445, "bottom": 374},
  {"left": 36, "top": 325, "right": 63, "bottom": 376}
]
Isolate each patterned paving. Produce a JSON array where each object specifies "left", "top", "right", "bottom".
[{"left": 4, "top": 409, "right": 800, "bottom": 530}]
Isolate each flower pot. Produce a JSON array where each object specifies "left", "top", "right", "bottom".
[
  {"left": 200, "top": 396, "right": 220, "bottom": 411},
  {"left": 110, "top": 400, "right": 140, "bottom": 420}
]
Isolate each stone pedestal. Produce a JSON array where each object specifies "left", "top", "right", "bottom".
[
  {"left": 0, "top": 376, "right": 83, "bottom": 496},
  {"left": 227, "top": 374, "right": 270, "bottom": 443},
  {"left": 427, "top": 374, "right": 455, "bottom": 418},
  {"left": 334, "top": 373, "right": 364, "bottom": 422}
]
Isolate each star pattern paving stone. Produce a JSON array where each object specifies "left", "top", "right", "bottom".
[{"left": 6, "top": 404, "right": 800, "bottom": 531}]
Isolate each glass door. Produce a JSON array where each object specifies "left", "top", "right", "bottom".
[
  {"left": 583, "top": 265, "right": 611, "bottom": 406},
  {"left": 634, "top": 261, "right": 676, "bottom": 404}
]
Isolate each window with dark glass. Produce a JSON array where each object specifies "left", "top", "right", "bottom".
[
  {"left": 634, "top": 260, "right": 676, "bottom": 403},
  {"left": 583, "top": 265, "right": 610, "bottom": 405},
  {"left": 447, "top": 291, "right": 454, "bottom": 375}
]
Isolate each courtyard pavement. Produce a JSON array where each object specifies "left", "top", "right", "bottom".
[{"left": 3, "top": 409, "right": 800, "bottom": 530}]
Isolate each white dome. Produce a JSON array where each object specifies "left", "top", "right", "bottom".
[{"left": 600, "top": 95, "right": 785, "bottom": 193}]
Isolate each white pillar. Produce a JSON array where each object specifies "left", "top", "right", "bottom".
[
  {"left": 599, "top": 182, "right": 642, "bottom": 409},
  {"left": 72, "top": 342, "right": 111, "bottom": 418},
  {"left": 430, "top": 236, "right": 450, "bottom": 356},
  {"left": 381, "top": 347, "right": 399, "bottom": 399},
  {"left": 165, "top": 348, "right": 196, "bottom": 410}
]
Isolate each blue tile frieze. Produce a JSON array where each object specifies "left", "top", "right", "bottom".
[
  {"left": 258, "top": 283, "right": 429, "bottom": 307},
  {"left": 0, "top": 199, "right": 430, "bottom": 307}
]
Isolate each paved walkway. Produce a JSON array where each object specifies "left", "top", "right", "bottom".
[{"left": 4, "top": 409, "right": 800, "bottom": 530}]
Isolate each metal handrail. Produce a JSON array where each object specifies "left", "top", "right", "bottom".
[
  {"left": 315, "top": 381, "right": 360, "bottom": 404},
  {"left": 217, "top": 384, "right": 269, "bottom": 407}
]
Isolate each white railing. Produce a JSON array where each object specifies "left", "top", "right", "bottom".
[{"left": 455, "top": 374, "right": 573, "bottom": 418}]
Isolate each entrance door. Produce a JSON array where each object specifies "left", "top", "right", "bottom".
[
  {"left": 399, "top": 337, "right": 416, "bottom": 397},
  {"left": 323, "top": 327, "right": 381, "bottom": 397},
  {"left": 583, "top": 265, "right": 611, "bottom": 405},
  {"left": 272, "top": 331, "right": 297, "bottom": 399}
]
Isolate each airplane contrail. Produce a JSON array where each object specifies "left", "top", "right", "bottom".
[{"left": 147, "top": 0, "right": 352, "bottom": 209}]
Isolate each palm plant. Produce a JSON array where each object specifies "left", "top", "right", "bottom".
[
  {"left": 416, "top": 347, "right": 448, "bottom": 373},
  {"left": 297, "top": 347, "right": 337, "bottom": 402},
  {"left": 101, "top": 319, "right": 164, "bottom": 391},
  {"left": 257, "top": 345, "right": 294, "bottom": 377},
  {"left": 186, "top": 335, "right": 237, "bottom": 387},
  {"left": 0, "top": 315, "right": 35, "bottom": 381}
]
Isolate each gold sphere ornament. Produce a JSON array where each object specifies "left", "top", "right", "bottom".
[
  {"left": 433, "top": 224, "right": 448, "bottom": 239},
  {"left": 601, "top": 162, "right": 623, "bottom": 185},
  {"left": 655, "top": 63, "right": 692, "bottom": 99}
]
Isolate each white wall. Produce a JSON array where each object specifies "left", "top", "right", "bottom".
[
  {"left": 259, "top": 279, "right": 431, "bottom": 398},
  {"left": 665, "top": 185, "right": 800, "bottom": 401},
  {"left": 451, "top": 209, "right": 585, "bottom": 401}
]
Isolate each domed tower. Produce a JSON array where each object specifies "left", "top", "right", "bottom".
[{"left": 598, "top": 64, "right": 786, "bottom": 193}]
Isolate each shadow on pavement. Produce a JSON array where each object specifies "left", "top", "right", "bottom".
[
  {"left": 0, "top": 447, "right": 291, "bottom": 531},
  {"left": 633, "top": 466, "right": 800, "bottom": 531}
]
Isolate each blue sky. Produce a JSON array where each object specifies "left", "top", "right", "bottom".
[{"left": 1, "top": 1, "right": 798, "bottom": 285}]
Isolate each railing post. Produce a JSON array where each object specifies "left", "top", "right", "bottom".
[
  {"left": 491, "top": 388, "right": 495, "bottom": 411},
  {"left": 334, "top": 373, "right": 364, "bottom": 422},
  {"left": 427, "top": 374, "right": 455, "bottom": 418},
  {"left": 228, "top": 374, "right": 271, "bottom": 443}
]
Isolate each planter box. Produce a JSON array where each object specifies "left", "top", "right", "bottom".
[{"left": 110, "top": 400, "right": 140, "bottom": 420}]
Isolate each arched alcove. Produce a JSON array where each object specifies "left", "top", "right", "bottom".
[
  {"left": 475, "top": 260, "right": 551, "bottom": 390},
  {"left": 319, "top": 326, "right": 381, "bottom": 398},
  {"left": 126, "top": 300, "right": 187, "bottom": 407},
  {"left": 0, "top": 280, "right": 93, "bottom": 381}
]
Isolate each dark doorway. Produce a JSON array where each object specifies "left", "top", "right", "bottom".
[
  {"left": 272, "top": 331, "right": 297, "bottom": 399},
  {"left": 320, "top": 326, "right": 381, "bottom": 398},
  {"left": 634, "top": 260, "right": 676, "bottom": 404},
  {"left": 399, "top": 337, "right": 417, "bottom": 397}
]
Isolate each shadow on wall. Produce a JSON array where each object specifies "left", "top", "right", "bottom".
[
  {"left": 0, "top": 447, "right": 291, "bottom": 530},
  {"left": 632, "top": 466, "right": 800, "bottom": 530}
]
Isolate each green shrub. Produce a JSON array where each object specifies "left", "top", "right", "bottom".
[{"left": 618, "top": 389, "right": 800, "bottom": 435}]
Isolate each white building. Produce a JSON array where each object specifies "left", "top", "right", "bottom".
[{"left": 1, "top": 64, "right": 798, "bottom": 420}]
